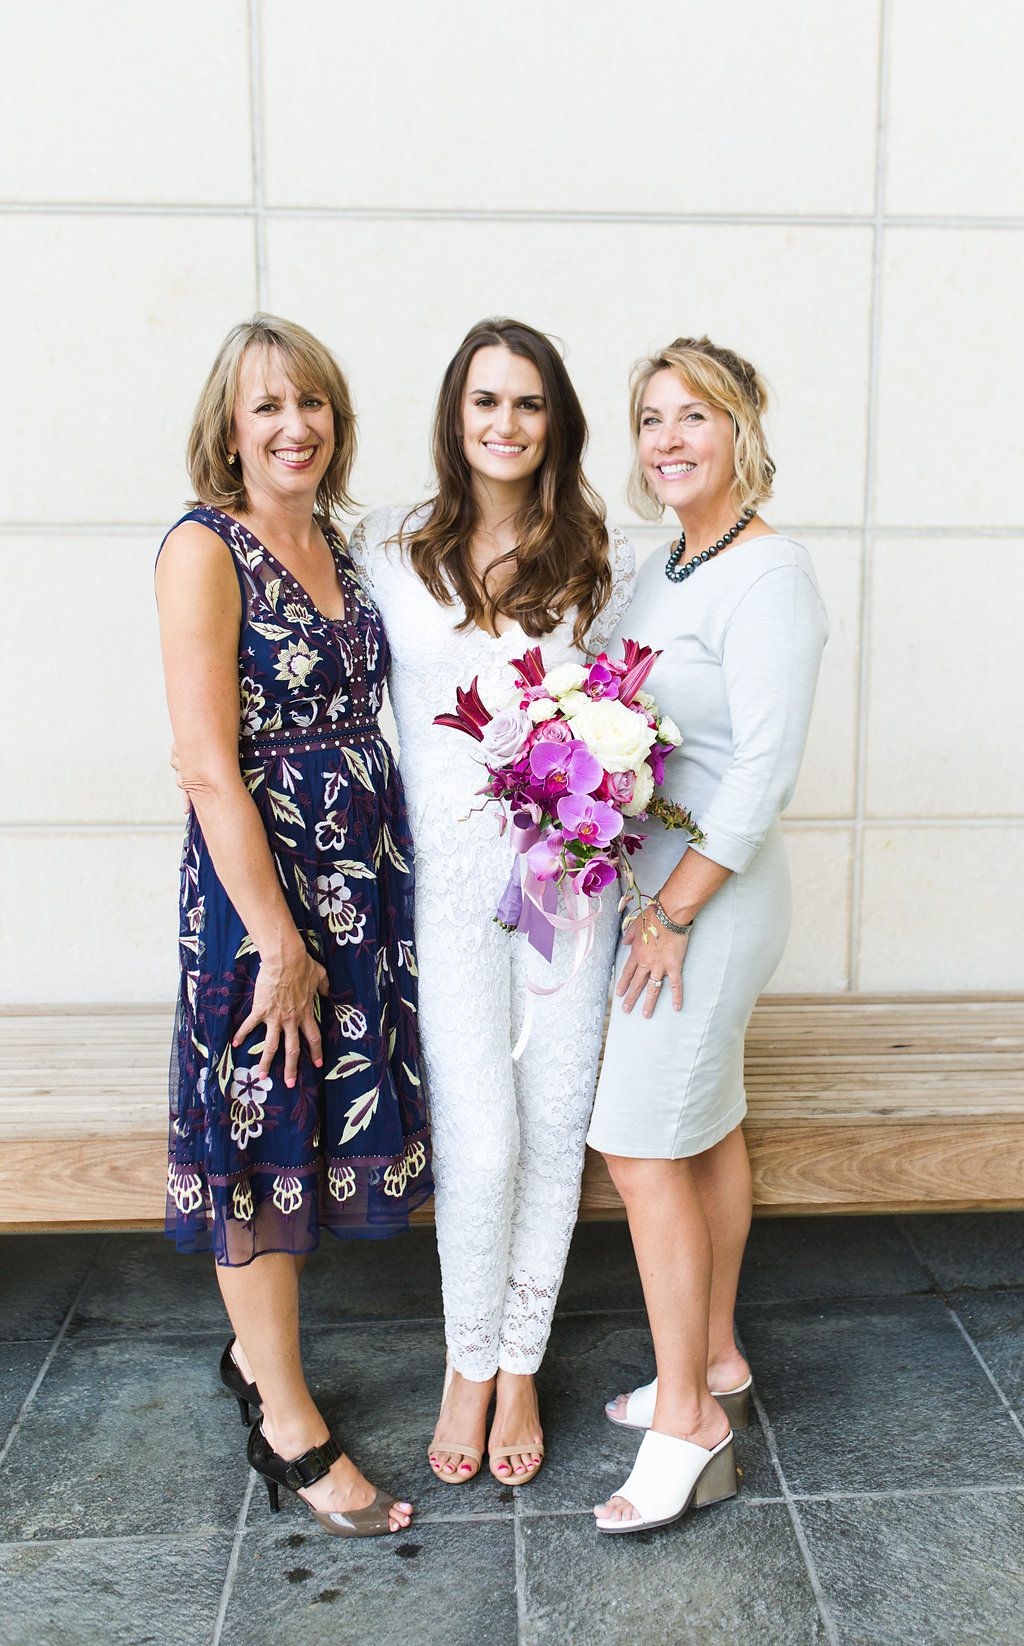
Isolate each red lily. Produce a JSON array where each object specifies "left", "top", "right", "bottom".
[
  {"left": 510, "top": 647, "right": 546, "bottom": 689},
  {"left": 433, "top": 677, "right": 493, "bottom": 741},
  {"left": 617, "top": 639, "right": 661, "bottom": 706}
]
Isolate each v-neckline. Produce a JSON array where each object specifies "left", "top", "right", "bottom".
[{"left": 214, "top": 508, "right": 349, "bottom": 626}]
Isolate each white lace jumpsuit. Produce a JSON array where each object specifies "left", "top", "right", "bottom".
[{"left": 349, "top": 507, "right": 636, "bottom": 1379}]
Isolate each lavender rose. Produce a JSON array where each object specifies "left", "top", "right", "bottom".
[{"left": 480, "top": 706, "right": 532, "bottom": 764}]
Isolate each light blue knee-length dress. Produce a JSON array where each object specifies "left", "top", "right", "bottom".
[{"left": 586, "top": 533, "right": 827, "bottom": 1160}]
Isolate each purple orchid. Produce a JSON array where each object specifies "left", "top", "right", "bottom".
[
  {"left": 584, "top": 660, "right": 620, "bottom": 700},
  {"left": 570, "top": 857, "right": 618, "bottom": 898},
  {"left": 555, "top": 794, "right": 624, "bottom": 847},
  {"left": 528, "top": 739, "right": 602, "bottom": 798},
  {"left": 525, "top": 830, "right": 568, "bottom": 881}
]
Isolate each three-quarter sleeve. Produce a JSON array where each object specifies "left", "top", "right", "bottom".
[{"left": 693, "top": 565, "right": 827, "bottom": 874}]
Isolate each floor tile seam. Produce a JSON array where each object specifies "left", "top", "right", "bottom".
[
  {"left": 736, "top": 1288, "right": 936, "bottom": 1313},
  {"left": 57, "top": 1315, "right": 449, "bottom": 1346},
  {"left": 0, "top": 1525, "right": 241, "bottom": 1550},
  {"left": 516, "top": 1496, "right": 788, "bottom": 1517},
  {"left": 0, "top": 1238, "right": 110, "bottom": 1472},
  {"left": 898, "top": 1221, "right": 1024, "bottom": 1448},
  {"left": 512, "top": 1487, "right": 528, "bottom": 1646},
  {"left": 210, "top": 1472, "right": 255, "bottom": 1646},
  {"left": 943, "top": 1301, "right": 1024, "bottom": 1449},
  {"left": 789, "top": 1483, "right": 1024, "bottom": 1504},
  {"left": 739, "top": 1330, "right": 841, "bottom": 1646},
  {"left": 239, "top": 1508, "right": 516, "bottom": 1530},
  {"left": 4, "top": 1485, "right": 1018, "bottom": 1554}
]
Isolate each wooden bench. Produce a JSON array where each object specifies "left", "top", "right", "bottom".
[{"left": 1, "top": 996, "right": 1022, "bottom": 1232}]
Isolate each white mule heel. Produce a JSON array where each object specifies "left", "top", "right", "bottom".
[
  {"left": 606, "top": 1373, "right": 754, "bottom": 1431},
  {"left": 605, "top": 1377, "right": 657, "bottom": 1430},
  {"left": 594, "top": 1427, "right": 737, "bottom": 1534}
]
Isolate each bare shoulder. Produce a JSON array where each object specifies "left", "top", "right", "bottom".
[
  {"left": 155, "top": 519, "right": 240, "bottom": 628},
  {"left": 156, "top": 519, "right": 236, "bottom": 582}
]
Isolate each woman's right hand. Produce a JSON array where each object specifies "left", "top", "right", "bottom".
[{"left": 233, "top": 944, "right": 330, "bottom": 1087}]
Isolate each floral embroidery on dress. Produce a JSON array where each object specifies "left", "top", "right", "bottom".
[{"left": 163, "top": 507, "right": 431, "bottom": 1264}]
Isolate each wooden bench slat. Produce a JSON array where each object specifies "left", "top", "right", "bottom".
[{"left": 1, "top": 996, "right": 1022, "bottom": 1228}]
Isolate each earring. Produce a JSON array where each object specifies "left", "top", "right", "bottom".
[{"left": 227, "top": 452, "right": 237, "bottom": 466}]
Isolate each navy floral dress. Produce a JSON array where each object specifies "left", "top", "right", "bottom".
[{"left": 162, "top": 507, "right": 431, "bottom": 1264}]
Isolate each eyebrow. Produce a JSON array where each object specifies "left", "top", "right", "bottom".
[
  {"left": 641, "top": 399, "right": 708, "bottom": 415},
  {"left": 246, "top": 384, "right": 323, "bottom": 403},
  {"left": 469, "top": 386, "right": 545, "bottom": 400}
]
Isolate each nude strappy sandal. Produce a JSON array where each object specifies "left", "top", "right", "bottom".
[
  {"left": 428, "top": 1360, "right": 484, "bottom": 1483},
  {"left": 488, "top": 1440, "right": 545, "bottom": 1484}
]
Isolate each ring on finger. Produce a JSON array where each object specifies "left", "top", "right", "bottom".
[{"left": 650, "top": 979, "right": 664, "bottom": 990}]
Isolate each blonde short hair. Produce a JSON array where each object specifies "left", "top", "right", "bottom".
[
  {"left": 627, "top": 337, "right": 775, "bottom": 520},
  {"left": 186, "top": 314, "right": 357, "bottom": 518}
]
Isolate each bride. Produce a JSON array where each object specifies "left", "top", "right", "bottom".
[{"left": 349, "top": 317, "right": 634, "bottom": 1484}]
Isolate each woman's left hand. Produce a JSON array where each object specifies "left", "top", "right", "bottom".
[{"left": 616, "top": 904, "right": 690, "bottom": 1017}]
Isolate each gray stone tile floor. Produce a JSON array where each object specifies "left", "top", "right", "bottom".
[{"left": 1, "top": 1213, "right": 1023, "bottom": 1644}]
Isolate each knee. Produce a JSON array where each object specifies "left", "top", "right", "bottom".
[
  {"left": 602, "top": 1151, "right": 652, "bottom": 1204},
  {"left": 603, "top": 1151, "right": 688, "bottom": 1207},
  {"left": 434, "top": 1127, "right": 518, "bottom": 1201}
]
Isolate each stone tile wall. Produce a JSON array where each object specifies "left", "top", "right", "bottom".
[{"left": 1, "top": 0, "right": 1020, "bottom": 1002}]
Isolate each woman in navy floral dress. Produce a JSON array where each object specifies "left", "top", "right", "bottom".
[{"left": 156, "top": 315, "right": 429, "bottom": 1537}]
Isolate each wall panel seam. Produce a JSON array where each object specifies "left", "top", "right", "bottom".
[
  {"left": 2, "top": 202, "right": 1024, "bottom": 230},
  {"left": 248, "top": 0, "right": 268, "bottom": 308},
  {"left": 850, "top": 0, "right": 892, "bottom": 992}
]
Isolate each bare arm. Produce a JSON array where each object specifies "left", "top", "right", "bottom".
[{"left": 155, "top": 522, "right": 327, "bottom": 1084}]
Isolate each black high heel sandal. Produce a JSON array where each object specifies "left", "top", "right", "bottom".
[
  {"left": 247, "top": 1422, "right": 400, "bottom": 1538},
  {"left": 219, "top": 1339, "right": 262, "bottom": 1426}
]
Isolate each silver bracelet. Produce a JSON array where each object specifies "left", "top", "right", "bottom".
[{"left": 652, "top": 897, "right": 693, "bottom": 936}]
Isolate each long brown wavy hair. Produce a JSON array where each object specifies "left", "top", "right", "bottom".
[{"left": 399, "top": 318, "right": 611, "bottom": 650}]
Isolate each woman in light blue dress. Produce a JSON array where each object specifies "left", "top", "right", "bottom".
[{"left": 588, "top": 337, "right": 827, "bottom": 1534}]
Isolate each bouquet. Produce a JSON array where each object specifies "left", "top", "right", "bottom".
[{"left": 433, "top": 641, "right": 704, "bottom": 1006}]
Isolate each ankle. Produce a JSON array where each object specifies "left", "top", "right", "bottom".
[
  {"left": 707, "top": 1346, "right": 748, "bottom": 1387},
  {"left": 261, "top": 1413, "right": 330, "bottom": 1460},
  {"left": 652, "top": 1389, "right": 727, "bottom": 1442}
]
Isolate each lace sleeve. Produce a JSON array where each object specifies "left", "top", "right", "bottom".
[
  {"left": 346, "top": 505, "right": 411, "bottom": 595},
  {"left": 586, "top": 525, "right": 636, "bottom": 650}
]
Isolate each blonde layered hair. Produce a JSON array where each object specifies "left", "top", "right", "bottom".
[
  {"left": 627, "top": 337, "right": 775, "bottom": 520},
  {"left": 187, "top": 314, "right": 357, "bottom": 519}
]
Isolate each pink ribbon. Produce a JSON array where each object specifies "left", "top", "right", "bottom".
[{"left": 497, "top": 816, "right": 605, "bottom": 1058}]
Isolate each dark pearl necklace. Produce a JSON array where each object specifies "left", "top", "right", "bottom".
[{"left": 664, "top": 508, "right": 755, "bottom": 583}]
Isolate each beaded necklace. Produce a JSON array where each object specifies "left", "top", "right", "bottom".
[{"left": 663, "top": 508, "right": 755, "bottom": 583}]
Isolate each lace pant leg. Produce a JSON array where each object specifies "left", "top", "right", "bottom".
[
  {"left": 498, "top": 895, "right": 620, "bottom": 1374},
  {"left": 415, "top": 895, "right": 519, "bottom": 1382}
]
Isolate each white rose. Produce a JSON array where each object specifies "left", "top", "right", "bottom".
[
  {"left": 635, "top": 691, "right": 655, "bottom": 710},
  {"left": 480, "top": 706, "right": 532, "bottom": 764},
  {"left": 566, "top": 697, "right": 658, "bottom": 774},
  {"left": 622, "top": 764, "right": 655, "bottom": 816},
  {"left": 658, "top": 715, "right": 682, "bottom": 745},
  {"left": 558, "top": 690, "right": 590, "bottom": 717},
  {"left": 543, "top": 663, "right": 588, "bottom": 696},
  {"left": 527, "top": 697, "right": 559, "bottom": 723}
]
